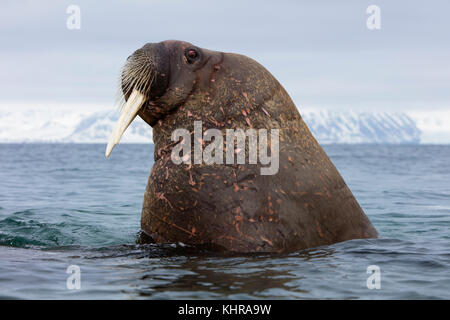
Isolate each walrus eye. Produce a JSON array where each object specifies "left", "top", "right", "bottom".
[{"left": 185, "top": 48, "right": 199, "bottom": 64}]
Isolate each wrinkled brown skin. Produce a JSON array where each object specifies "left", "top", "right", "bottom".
[{"left": 134, "top": 40, "right": 378, "bottom": 253}]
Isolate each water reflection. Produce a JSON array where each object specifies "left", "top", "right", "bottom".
[{"left": 128, "top": 246, "right": 336, "bottom": 298}]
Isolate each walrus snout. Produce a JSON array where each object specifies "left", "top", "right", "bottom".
[
  {"left": 105, "top": 43, "right": 172, "bottom": 157},
  {"left": 121, "top": 43, "right": 170, "bottom": 101}
]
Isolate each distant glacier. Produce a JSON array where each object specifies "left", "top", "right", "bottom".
[{"left": 0, "top": 108, "right": 442, "bottom": 144}]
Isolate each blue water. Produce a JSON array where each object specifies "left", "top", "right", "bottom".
[{"left": 0, "top": 144, "right": 449, "bottom": 299}]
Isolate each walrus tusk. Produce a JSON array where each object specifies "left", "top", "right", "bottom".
[{"left": 105, "top": 89, "right": 146, "bottom": 157}]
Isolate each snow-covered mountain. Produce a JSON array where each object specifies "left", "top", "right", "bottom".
[
  {"left": 0, "top": 109, "right": 152, "bottom": 144},
  {"left": 408, "top": 110, "right": 450, "bottom": 144},
  {"left": 0, "top": 108, "right": 446, "bottom": 144},
  {"left": 63, "top": 111, "right": 152, "bottom": 143},
  {"left": 302, "top": 110, "right": 421, "bottom": 144}
]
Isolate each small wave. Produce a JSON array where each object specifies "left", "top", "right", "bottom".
[{"left": 0, "top": 217, "right": 72, "bottom": 248}]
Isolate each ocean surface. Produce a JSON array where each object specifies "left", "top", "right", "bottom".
[{"left": 0, "top": 144, "right": 449, "bottom": 299}]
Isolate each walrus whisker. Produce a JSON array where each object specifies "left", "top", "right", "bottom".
[{"left": 117, "top": 58, "right": 157, "bottom": 112}]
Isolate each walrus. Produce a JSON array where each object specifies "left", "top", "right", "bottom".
[{"left": 105, "top": 40, "right": 378, "bottom": 253}]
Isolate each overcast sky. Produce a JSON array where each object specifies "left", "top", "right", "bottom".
[{"left": 1, "top": 0, "right": 449, "bottom": 112}]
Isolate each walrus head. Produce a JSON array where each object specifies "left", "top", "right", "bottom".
[{"left": 106, "top": 40, "right": 227, "bottom": 157}]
